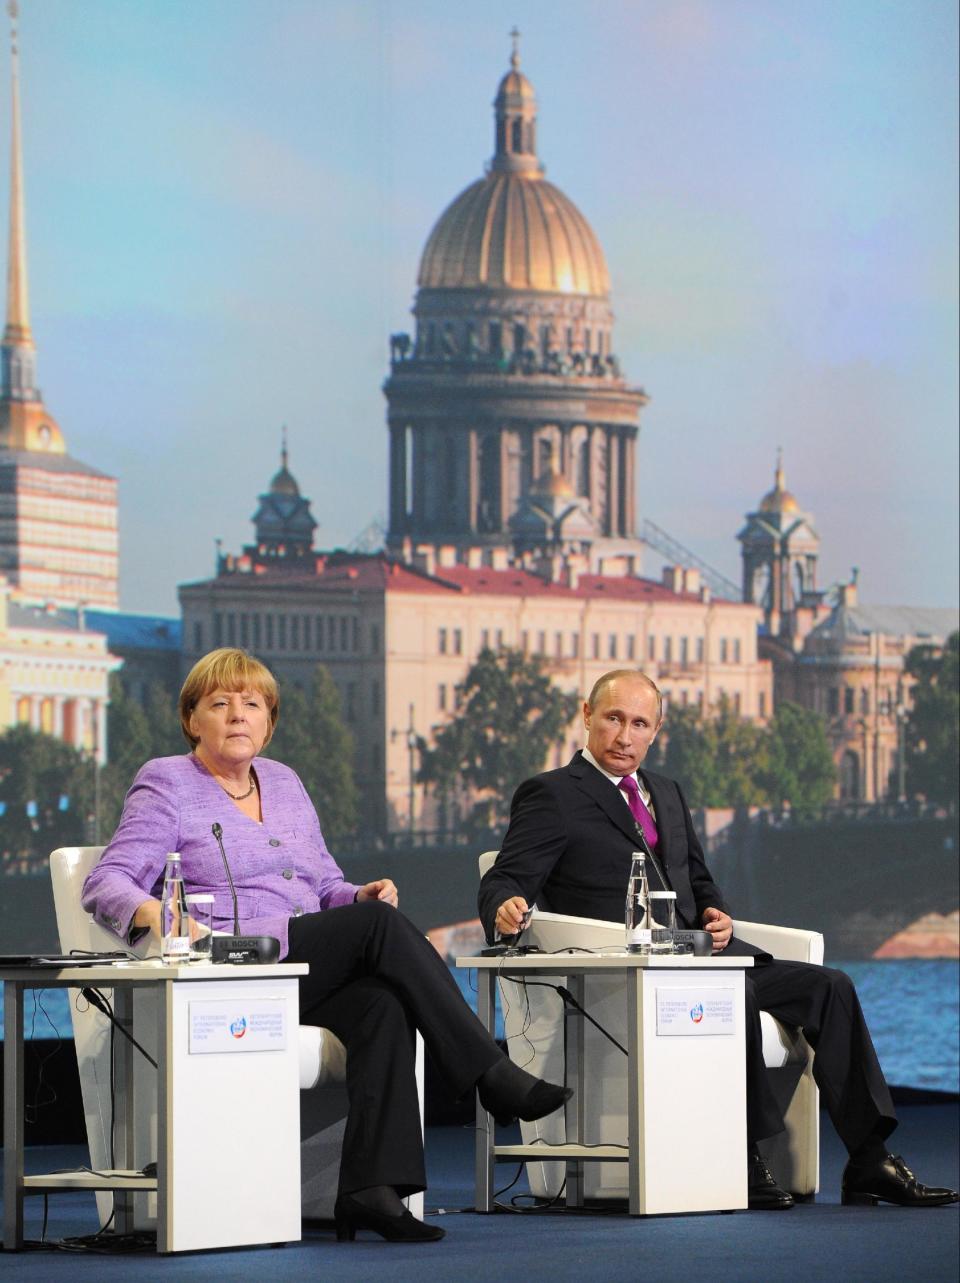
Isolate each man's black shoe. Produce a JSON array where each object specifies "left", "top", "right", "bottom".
[
  {"left": 841, "top": 1154, "right": 960, "bottom": 1207},
  {"left": 748, "top": 1150, "right": 795, "bottom": 1210}
]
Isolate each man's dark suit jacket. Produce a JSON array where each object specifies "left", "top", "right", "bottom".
[{"left": 479, "top": 750, "right": 736, "bottom": 945}]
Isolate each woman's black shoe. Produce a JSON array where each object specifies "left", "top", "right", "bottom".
[
  {"left": 477, "top": 1056, "right": 573, "bottom": 1127},
  {"left": 333, "top": 1193, "right": 445, "bottom": 1242}
]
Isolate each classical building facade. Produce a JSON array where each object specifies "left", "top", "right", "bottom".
[
  {"left": 740, "top": 460, "right": 958, "bottom": 802},
  {"left": 0, "top": 578, "right": 119, "bottom": 762},
  {"left": 181, "top": 453, "right": 771, "bottom": 832},
  {"left": 384, "top": 41, "right": 646, "bottom": 575},
  {"left": 0, "top": 14, "right": 118, "bottom": 609}
]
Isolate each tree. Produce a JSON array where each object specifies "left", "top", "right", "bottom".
[
  {"left": 904, "top": 631, "right": 959, "bottom": 806},
  {"left": 653, "top": 697, "right": 768, "bottom": 808},
  {"left": 98, "top": 675, "right": 184, "bottom": 836},
  {"left": 418, "top": 648, "right": 580, "bottom": 831},
  {"left": 759, "top": 701, "right": 836, "bottom": 814},
  {"left": 0, "top": 726, "right": 94, "bottom": 866},
  {"left": 264, "top": 665, "right": 360, "bottom": 846}
]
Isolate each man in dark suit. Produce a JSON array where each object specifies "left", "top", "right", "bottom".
[{"left": 479, "top": 668, "right": 958, "bottom": 1210}]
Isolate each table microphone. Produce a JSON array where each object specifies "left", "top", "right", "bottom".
[{"left": 210, "top": 822, "right": 280, "bottom": 964}]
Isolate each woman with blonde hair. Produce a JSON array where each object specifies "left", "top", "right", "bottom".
[{"left": 83, "top": 648, "right": 569, "bottom": 1243}]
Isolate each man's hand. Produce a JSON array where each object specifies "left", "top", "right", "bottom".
[
  {"left": 356, "top": 878, "right": 399, "bottom": 907},
  {"left": 494, "top": 896, "right": 529, "bottom": 937},
  {"left": 702, "top": 906, "right": 733, "bottom": 952}
]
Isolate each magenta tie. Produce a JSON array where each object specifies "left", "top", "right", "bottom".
[{"left": 617, "top": 775, "right": 659, "bottom": 852}]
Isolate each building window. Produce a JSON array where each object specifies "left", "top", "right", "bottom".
[
  {"left": 733, "top": 692, "right": 742, "bottom": 715},
  {"left": 555, "top": 631, "right": 563, "bottom": 657},
  {"left": 370, "top": 624, "right": 380, "bottom": 654},
  {"left": 608, "top": 634, "right": 617, "bottom": 660},
  {"left": 648, "top": 636, "right": 656, "bottom": 661},
  {"left": 680, "top": 690, "right": 688, "bottom": 707},
  {"left": 353, "top": 618, "right": 360, "bottom": 652},
  {"left": 480, "top": 628, "right": 490, "bottom": 652},
  {"left": 277, "top": 615, "right": 287, "bottom": 650},
  {"left": 213, "top": 612, "right": 223, "bottom": 646},
  {"left": 720, "top": 638, "right": 728, "bottom": 663},
  {"left": 592, "top": 633, "right": 600, "bottom": 659},
  {"left": 438, "top": 684, "right": 447, "bottom": 711},
  {"left": 627, "top": 634, "right": 635, "bottom": 661},
  {"left": 193, "top": 620, "right": 203, "bottom": 651},
  {"left": 266, "top": 615, "right": 274, "bottom": 649},
  {"left": 696, "top": 637, "right": 704, "bottom": 663},
  {"left": 571, "top": 632, "right": 580, "bottom": 658},
  {"left": 680, "top": 637, "right": 689, "bottom": 665},
  {"left": 496, "top": 629, "right": 505, "bottom": 649},
  {"left": 291, "top": 616, "right": 300, "bottom": 650},
  {"left": 328, "top": 617, "right": 337, "bottom": 651},
  {"left": 828, "top": 688, "right": 839, "bottom": 716},
  {"left": 371, "top": 680, "right": 380, "bottom": 715},
  {"left": 759, "top": 691, "right": 767, "bottom": 718},
  {"left": 346, "top": 682, "right": 356, "bottom": 720},
  {"left": 302, "top": 617, "right": 311, "bottom": 650},
  {"left": 537, "top": 631, "right": 546, "bottom": 655},
  {"left": 733, "top": 638, "right": 741, "bottom": 663},
  {"left": 252, "top": 615, "right": 261, "bottom": 649},
  {"left": 664, "top": 637, "right": 673, "bottom": 663},
  {"left": 438, "top": 627, "right": 448, "bottom": 655},
  {"left": 340, "top": 617, "right": 349, "bottom": 650},
  {"left": 453, "top": 628, "right": 463, "bottom": 656},
  {"left": 226, "top": 613, "right": 236, "bottom": 645},
  {"left": 239, "top": 614, "right": 249, "bottom": 647},
  {"left": 844, "top": 688, "right": 855, "bottom": 715}
]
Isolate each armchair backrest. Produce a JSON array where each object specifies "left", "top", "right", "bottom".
[{"left": 49, "top": 846, "right": 111, "bottom": 954}]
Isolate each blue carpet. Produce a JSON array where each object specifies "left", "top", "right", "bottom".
[{"left": 2, "top": 1106, "right": 958, "bottom": 1281}]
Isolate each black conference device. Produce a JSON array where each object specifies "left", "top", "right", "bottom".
[{"left": 209, "top": 823, "right": 280, "bottom": 964}]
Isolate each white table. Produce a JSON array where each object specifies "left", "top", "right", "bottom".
[
  {"left": 2, "top": 961, "right": 307, "bottom": 1253},
  {"left": 458, "top": 951, "right": 752, "bottom": 1216}
]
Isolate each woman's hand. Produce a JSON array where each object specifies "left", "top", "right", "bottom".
[
  {"left": 356, "top": 878, "right": 399, "bottom": 908},
  {"left": 132, "top": 898, "right": 163, "bottom": 936}
]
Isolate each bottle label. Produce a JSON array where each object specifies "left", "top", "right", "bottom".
[
  {"left": 628, "top": 926, "right": 651, "bottom": 947},
  {"left": 162, "top": 934, "right": 190, "bottom": 961}
]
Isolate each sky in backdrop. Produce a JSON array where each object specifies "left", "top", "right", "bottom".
[{"left": 8, "top": 0, "right": 959, "bottom": 615}]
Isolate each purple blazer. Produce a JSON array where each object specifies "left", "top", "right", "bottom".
[{"left": 81, "top": 754, "right": 360, "bottom": 958}]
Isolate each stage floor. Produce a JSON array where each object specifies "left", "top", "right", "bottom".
[{"left": 2, "top": 1105, "right": 958, "bottom": 1281}]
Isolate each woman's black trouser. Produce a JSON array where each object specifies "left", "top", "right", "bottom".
[{"left": 287, "top": 900, "right": 501, "bottom": 1196}]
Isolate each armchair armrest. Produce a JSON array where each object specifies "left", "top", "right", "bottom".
[{"left": 733, "top": 919, "right": 824, "bottom": 965}]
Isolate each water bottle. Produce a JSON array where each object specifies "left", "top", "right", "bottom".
[
  {"left": 625, "top": 851, "right": 651, "bottom": 954},
  {"left": 160, "top": 852, "right": 190, "bottom": 963}
]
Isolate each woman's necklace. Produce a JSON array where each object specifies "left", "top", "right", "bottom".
[{"left": 220, "top": 774, "right": 258, "bottom": 801}]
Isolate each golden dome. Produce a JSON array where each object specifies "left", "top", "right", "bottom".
[
  {"left": 418, "top": 173, "right": 610, "bottom": 296},
  {"left": 417, "top": 39, "right": 610, "bottom": 297},
  {"left": 533, "top": 466, "right": 575, "bottom": 498},
  {"left": 759, "top": 456, "right": 800, "bottom": 514},
  {"left": 0, "top": 399, "right": 65, "bottom": 453}
]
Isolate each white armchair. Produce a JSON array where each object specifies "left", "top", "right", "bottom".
[
  {"left": 49, "top": 846, "right": 423, "bottom": 1226},
  {"left": 478, "top": 851, "right": 821, "bottom": 1198}
]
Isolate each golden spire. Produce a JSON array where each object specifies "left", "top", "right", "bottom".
[
  {"left": 4, "top": 0, "right": 32, "bottom": 349},
  {"left": 774, "top": 446, "right": 785, "bottom": 492}
]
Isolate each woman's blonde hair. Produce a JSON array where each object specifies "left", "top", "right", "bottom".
[{"left": 178, "top": 648, "right": 280, "bottom": 749}]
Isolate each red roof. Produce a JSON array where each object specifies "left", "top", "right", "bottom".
[{"left": 182, "top": 550, "right": 736, "bottom": 605}]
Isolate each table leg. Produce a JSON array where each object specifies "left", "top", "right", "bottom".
[
  {"left": 155, "top": 980, "right": 173, "bottom": 1253},
  {"left": 2, "top": 981, "right": 24, "bottom": 1250},
  {"left": 564, "top": 974, "right": 585, "bottom": 1208},
  {"left": 111, "top": 987, "right": 135, "bottom": 1234},
  {"left": 626, "top": 969, "right": 644, "bottom": 1216},
  {"left": 474, "top": 970, "right": 496, "bottom": 1213}
]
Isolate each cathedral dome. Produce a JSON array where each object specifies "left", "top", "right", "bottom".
[
  {"left": 418, "top": 174, "right": 610, "bottom": 296},
  {"left": 417, "top": 39, "right": 609, "bottom": 298},
  {"left": 269, "top": 462, "right": 300, "bottom": 497}
]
